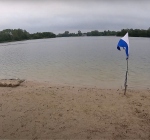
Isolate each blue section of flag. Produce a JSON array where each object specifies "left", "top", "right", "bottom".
[{"left": 117, "top": 39, "right": 129, "bottom": 58}]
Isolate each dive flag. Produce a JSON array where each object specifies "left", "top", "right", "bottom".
[{"left": 117, "top": 32, "right": 129, "bottom": 59}]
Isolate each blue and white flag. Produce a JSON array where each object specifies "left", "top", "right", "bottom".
[{"left": 117, "top": 32, "right": 129, "bottom": 59}]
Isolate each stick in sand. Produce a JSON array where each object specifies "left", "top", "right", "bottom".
[
  {"left": 124, "top": 58, "right": 128, "bottom": 95},
  {"left": 117, "top": 32, "right": 129, "bottom": 95}
]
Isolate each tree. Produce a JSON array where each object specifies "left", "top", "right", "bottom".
[
  {"left": 0, "top": 29, "right": 56, "bottom": 43},
  {"left": 78, "top": 30, "right": 82, "bottom": 36},
  {"left": 147, "top": 28, "right": 150, "bottom": 37},
  {"left": 61, "top": 31, "right": 69, "bottom": 37}
]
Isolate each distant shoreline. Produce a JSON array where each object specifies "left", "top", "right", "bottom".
[
  {"left": 0, "top": 28, "right": 150, "bottom": 44},
  {"left": 0, "top": 36, "right": 150, "bottom": 45}
]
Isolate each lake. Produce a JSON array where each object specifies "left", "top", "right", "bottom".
[{"left": 0, "top": 37, "right": 150, "bottom": 89}]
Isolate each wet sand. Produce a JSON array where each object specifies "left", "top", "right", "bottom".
[{"left": 0, "top": 81, "right": 150, "bottom": 139}]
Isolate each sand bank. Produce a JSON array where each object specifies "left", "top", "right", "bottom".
[{"left": 0, "top": 81, "right": 150, "bottom": 139}]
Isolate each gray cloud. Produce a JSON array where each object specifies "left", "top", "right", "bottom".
[{"left": 0, "top": 0, "right": 150, "bottom": 34}]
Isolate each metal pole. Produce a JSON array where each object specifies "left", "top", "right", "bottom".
[{"left": 124, "top": 59, "right": 128, "bottom": 95}]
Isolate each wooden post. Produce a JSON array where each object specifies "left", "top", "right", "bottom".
[{"left": 124, "top": 59, "right": 128, "bottom": 95}]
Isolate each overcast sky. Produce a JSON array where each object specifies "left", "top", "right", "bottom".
[{"left": 0, "top": 0, "right": 150, "bottom": 34}]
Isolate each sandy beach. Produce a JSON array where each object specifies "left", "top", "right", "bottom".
[{"left": 0, "top": 80, "right": 150, "bottom": 139}]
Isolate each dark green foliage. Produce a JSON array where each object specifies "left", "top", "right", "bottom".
[
  {"left": 57, "top": 31, "right": 78, "bottom": 37},
  {"left": 117, "top": 28, "right": 150, "bottom": 37},
  {"left": 1, "top": 28, "right": 149, "bottom": 43},
  {"left": 87, "top": 30, "right": 117, "bottom": 36},
  {"left": 30, "top": 32, "right": 56, "bottom": 39},
  {"left": 78, "top": 30, "right": 82, "bottom": 36},
  {"left": 0, "top": 29, "right": 30, "bottom": 42},
  {"left": 57, "top": 28, "right": 150, "bottom": 38},
  {"left": 147, "top": 28, "right": 150, "bottom": 37},
  {"left": 0, "top": 29, "right": 56, "bottom": 43}
]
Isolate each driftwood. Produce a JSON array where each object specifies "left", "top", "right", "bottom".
[{"left": 0, "top": 79, "right": 25, "bottom": 87}]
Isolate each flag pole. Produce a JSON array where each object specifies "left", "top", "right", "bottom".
[
  {"left": 124, "top": 58, "right": 128, "bottom": 95},
  {"left": 117, "top": 32, "right": 129, "bottom": 95}
]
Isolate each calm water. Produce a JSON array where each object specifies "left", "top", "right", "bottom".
[{"left": 0, "top": 37, "right": 150, "bottom": 88}]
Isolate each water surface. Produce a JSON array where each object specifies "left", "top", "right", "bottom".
[{"left": 0, "top": 37, "right": 150, "bottom": 88}]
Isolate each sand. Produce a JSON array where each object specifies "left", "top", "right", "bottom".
[{"left": 0, "top": 80, "right": 150, "bottom": 139}]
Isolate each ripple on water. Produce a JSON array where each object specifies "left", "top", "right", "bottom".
[{"left": 0, "top": 37, "right": 150, "bottom": 89}]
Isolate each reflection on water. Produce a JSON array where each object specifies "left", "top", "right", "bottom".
[{"left": 0, "top": 37, "right": 150, "bottom": 88}]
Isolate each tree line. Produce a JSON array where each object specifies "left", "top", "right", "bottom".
[
  {"left": 0, "top": 29, "right": 56, "bottom": 43},
  {"left": 57, "top": 28, "right": 150, "bottom": 37},
  {"left": 86, "top": 30, "right": 116, "bottom": 36},
  {"left": 57, "top": 30, "right": 83, "bottom": 37},
  {"left": 117, "top": 28, "right": 150, "bottom": 37},
  {"left": 0, "top": 28, "right": 150, "bottom": 43}
]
